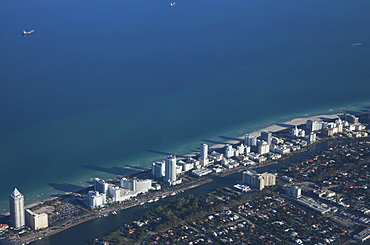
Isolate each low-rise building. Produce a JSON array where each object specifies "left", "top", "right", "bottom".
[
  {"left": 296, "top": 196, "right": 331, "bottom": 214},
  {"left": 354, "top": 227, "right": 370, "bottom": 242},
  {"left": 192, "top": 168, "right": 213, "bottom": 177},
  {"left": 209, "top": 151, "right": 224, "bottom": 161},
  {"left": 0, "top": 224, "right": 9, "bottom": 231}
]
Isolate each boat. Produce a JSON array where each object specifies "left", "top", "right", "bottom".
[
  {"left": 170, "top": 2, "right": 176, "bottom": 7},
  {"left": 352, "top": 43, "right": 363, "bottom": 47},
  {"left": 22, "top": 30, "right": 35, "bottom": 35}
]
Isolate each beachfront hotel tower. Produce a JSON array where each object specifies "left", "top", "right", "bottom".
[
  {"left": 199, "top": 143, "right": 209, "bottom": 167},
  {"left": 260, "top": 131, "right": 272, "bottom": 145},
  {"left": 165, "top": 155, "right": 177, "bottom": 185},
  {"left": 94, "top": 178, "right": 109, "bottom": 195},
  {"left": 200, "top": 143, "right": 208, "bottom": 159},
  {"left": 244, "top": 134, "right": 257, "bottom": 147},
  {"left": 9, "top": 188, "right": 25, "bottom": 229}
]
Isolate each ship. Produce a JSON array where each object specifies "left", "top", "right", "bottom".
[
  {"left": 170, "top": 2, "right": 176, "bottom": 7},
  {"left": 22, "top": 30, "right": 35, "bottom": 35}
]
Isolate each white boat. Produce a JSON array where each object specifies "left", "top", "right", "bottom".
[
  {"left": 170, "top": 2, "right": 176, "bottom": 7},
  {"left": 22, "top": 30, "right": 35, "bottom": 35},
  {"left": 352, "top": 43, "right": 363, "bottom": 47}
]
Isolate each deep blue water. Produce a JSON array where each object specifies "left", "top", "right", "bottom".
[{"left": 1, "top": 0, "right": 370, "bottom": 213}]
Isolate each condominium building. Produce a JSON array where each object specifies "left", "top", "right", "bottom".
[
  {"left": 152, "top": 161, "right": 165, "bottom": 179},
  {"left": 25, "top": 209, "right": 48, "bottom": 230},
  {"left": 9, "top": 188, "right": 25, "bottom": 229},
  {"left": 260, "top": 131, "right": 272, "bottom": 145},
  {"left": 244, "top": 134, "right": 257, "bottom": 147},
  {"left": 120, "top": 178, "right": 152, "bottom": 193},
  {"left": 94, "top": 178, "right": 109, "bottom": 195},
  {"left": 200, "top": 143, "right": 208, "bottom": 159},
  {"left": 292, "top": 126, "right": 306, "bottom": 138},
  {"left": 225, "top": 144, "right": 236, "bottom": 158},
  {"left": 345, "top": 114, "right": 359, "bottom": 124},
  {"left": 306, "top": 120, "right": 323, "bottom": 132},
  {"left": 242, "top": 171, "right": 276, "bottom": 190},
  {"left": 164, "top": 155, "right": 178, "bottom": 185},
  {"left": 257, "top": 140, "right": 270, "bottom": 155},
  {"left": 88, "top": 191, "right": 106, "bottom": 209}
]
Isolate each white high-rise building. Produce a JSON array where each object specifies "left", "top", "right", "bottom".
[
  {"left": 199, "top": 158, "right": 209, "bottom": 168},
  {"left": 120, "top": 178, "right": 152, "bottom": 193},
  {"left": 9, "top": 188, "right": 25, "bottom": 229},
  {"left": 135, "top": 179, "right": 152, "bottom": 192},
  {"left": 306, "top": 120, "right": 323, "bottom": 132},
  {"left": 120, "top": 178, "right": 135, "bottom": 190},
  {"left": 94, "top": 178, "right": 109, "bottom": 195},
  {"left": 199, "top": 143, "right": 209, "bottom": 167},
  {"left": 200, "top": 143, "right": 208, "bottom": 159},
  {"left": 108, "top": 185, "right": 137, "bottom": 202},
  {"left": 237, "top": 144, "right": 245, "bottom": 155},
  {"left": 152, "top": 161, "right": 165, "bottom": 178},
  {"left": 88, "top": 191, "right": 106, "bottom": 209},
  {"left": 292, "top": 126, "right": 306, "bottom": 138},
  {"left": 225, "top": 144, "right": 235, "bottom": 158},
  {"left": 260, "top": 131, "right": 272, "bottom": 145},
  {"left": 257, "top": 140, "right": 270, "bottom": 155},
  {"left": 307, "top": 132, "right": 317, "bottom": 143},
  {"left": 345, "top": 114, "right": 359, "bottom": 124},
  {"left": 335, "top": 118, "right": 344, "bottom": 133},
  {"left": 165, "top": 155, "right": 177, "bottom": 185},
  {"left": 244, "top": 134, "right": 257, "bottom": 147}
]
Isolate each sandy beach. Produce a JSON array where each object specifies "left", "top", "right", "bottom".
[{"left": 206, "top": 113, "right": 344, "bottom": 151}]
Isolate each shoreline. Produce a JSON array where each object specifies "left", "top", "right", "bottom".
[
  {"left": 2, "top": 111, "right": 363, "bottom": 244},
  {"left": 1, "top": 112, "right": 345, "bottom": 218},
  {"left": 188, "top": 113, "right": 344, "bottom": 155},
  {"left": 0, "top": 112, "right": 352, "bottom": 218}
]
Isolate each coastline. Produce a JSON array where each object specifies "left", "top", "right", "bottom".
[
  {"left": 4, "top": 112, "right": 345, "bottom": 216},
  {"left": 2, "top": 111, "right": 359, "bottom": 244},
  {"left": 193, "top": 113, "right": 344, "bottom": 153}
]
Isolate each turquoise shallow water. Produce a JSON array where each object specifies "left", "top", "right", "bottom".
[{"left": 1, "top": 0, "right": 370, "bottom": 213}]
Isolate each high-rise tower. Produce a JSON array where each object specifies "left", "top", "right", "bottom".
[
  {"left": 199, "top": 143, "right": 209, "bottom": 167},
  {"left": 164, "top": 155, "right": 177, "bottom": 185},
  {"left": 9, "top": 188, "right": 25, "bottom": 229},
  {"left": 200, "top": 143, "right": 208, "bottom": 159}
]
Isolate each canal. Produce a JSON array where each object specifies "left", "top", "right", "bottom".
[{"left": 30, "top": 137, "right": 363, "bottom": 245}]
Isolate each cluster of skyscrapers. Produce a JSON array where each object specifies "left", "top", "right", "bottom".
[{"left": 152, "top": 155, "right": 183, "bottom": 186}]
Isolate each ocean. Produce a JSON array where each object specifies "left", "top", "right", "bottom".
[{"left": 1, "top": 0, "right": 370, "bottom": 213}]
